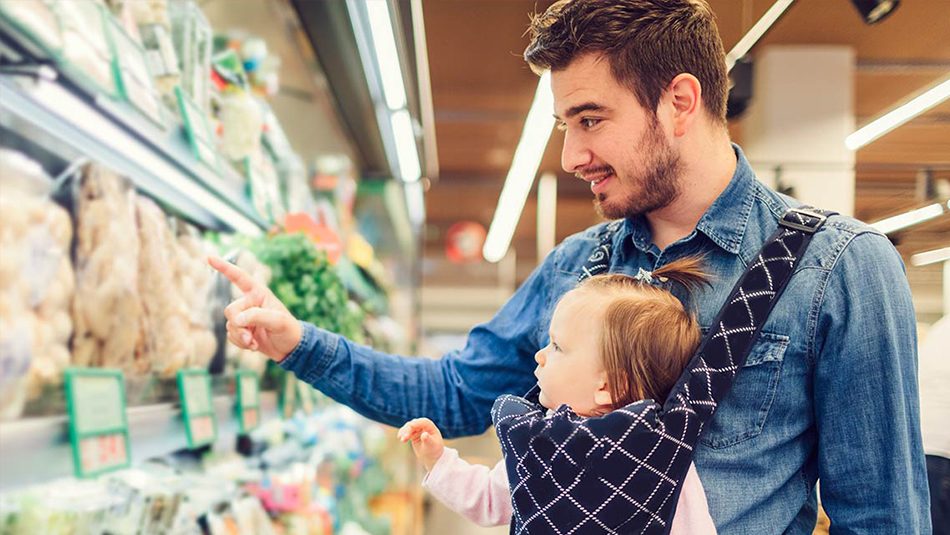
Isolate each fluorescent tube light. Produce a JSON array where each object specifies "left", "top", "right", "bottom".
[
  {"left": 911, "top": 246, "right": 950, "bottom": 267},
  {"left": 365, "top": 0, "right": 407, "bottom": 110},
  {"left": 725, "top": 0, "right": 796, "bottom": 71},
  {"left": 870, "top": 203, "right": 945, "bottom": 234},
  {"left": 483, "top": 71, "right": 554, "bottom": 263},
  {"left": 846, "top": 76, "right": 950, "bottom": 150},
  {"left": 390, "top": 109, "right": 421, "bottom": 182}
]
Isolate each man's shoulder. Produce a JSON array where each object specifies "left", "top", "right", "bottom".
[{"left": 751, "top": 183, "right": 896, "bottom": 270}]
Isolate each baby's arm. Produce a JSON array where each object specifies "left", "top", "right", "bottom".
[
  {"left": 399, "top": 419, "right": 512, "bottom": 527},
  {"left": 424, "top": 450, "right": 512, "bottom": 527}
]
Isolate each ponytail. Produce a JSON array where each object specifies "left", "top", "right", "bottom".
[
  {"left": 575, "top": 255, "right": 711, "bottom": 409},
  {"left": 651, "top": 255, "right": 712, "bottom": 295}
]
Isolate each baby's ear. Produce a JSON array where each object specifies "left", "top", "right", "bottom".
[{"left": 593, "top": 374, "right": 613, "bottom": 407}]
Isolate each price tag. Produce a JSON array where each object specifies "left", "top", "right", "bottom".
[
  {"left": 64, "top": 368, "right": 131, "bottom": 478},
  {"left": 175, "top": 86, "right": 219, "bottom": 171},
  {"left": 235, "top": 370, "right": 260, "bottom": 434},
  {"left": 297, "top": 380, "right": 314, "bottom": 415},
  {"left": 177, "top": 369, "right": 217, "bottom": 448}
]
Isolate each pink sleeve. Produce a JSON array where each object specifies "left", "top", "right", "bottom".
[
  {"left": 669, "top": 462, "right": 718, "bottom": 535},
  {"left": 422, "top": 447, "right": 512, "bottom": 527}
]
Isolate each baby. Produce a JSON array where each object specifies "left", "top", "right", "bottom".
[{"left": 399, "top": 256, "right": 717, "bottom": 533}]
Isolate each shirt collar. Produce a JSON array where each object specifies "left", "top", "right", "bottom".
[{"left": 623, "top": 143, "right": 756, "bottom": 255}]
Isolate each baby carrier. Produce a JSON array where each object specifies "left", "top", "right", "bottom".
[{"left": 493, "top": 207, "right": 834, "bottom": 534}]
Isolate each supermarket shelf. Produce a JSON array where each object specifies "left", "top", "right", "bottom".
[
  {"left": 0, "top": 72, "right": 265, "bottom": 235},
  {"left": 0, "top": 391, "right": 277, "bottom": 491}
]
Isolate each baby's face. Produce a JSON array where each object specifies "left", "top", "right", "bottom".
[{"left": 534, "top": 289, "right": 609, "bottom": 416}]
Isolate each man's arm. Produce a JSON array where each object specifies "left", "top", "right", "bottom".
[
  {"left": 813, "top": 231, "right": 931, "bottom": 533},
  {"left": 278, "top": 259, "right": 553, "bottom": 438}
]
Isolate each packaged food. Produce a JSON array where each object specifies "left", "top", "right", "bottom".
[
  {"left": 72, "top": 164, "right": 143, "bottom": 376},
  {"left": 0, "top": 150, "right": 75, "bottom": 418},
  {"left": 0, "top": 0, "right": 63, "bottom": 54},
  {"left": 57, "top": 0, "right": 118, "bottom": 97},
  {"left": 134, "top": 197, "right": 190, "bottom": 377}
]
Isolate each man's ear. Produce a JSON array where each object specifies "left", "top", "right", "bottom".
[
  {"left": 593, "top": 374, "right": 614, "bottom": 407},
  {"left": 666, "top": 73, "right": 702, "bottom": 138}
]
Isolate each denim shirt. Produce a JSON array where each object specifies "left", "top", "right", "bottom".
[{"left": 280, "top": 145, "right": 931, "bottom": 534}]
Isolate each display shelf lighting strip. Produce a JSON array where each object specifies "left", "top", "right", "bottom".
[
  {"left": 1, "top": 76, "right": 262, "bottom": 235},
  {"left": 350, "top": 0, "right": 422, "bottom": 186}
]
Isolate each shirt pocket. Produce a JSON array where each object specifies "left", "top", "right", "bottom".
[{"left": 698, "top": 331, "right": 790, "bottom": 449}]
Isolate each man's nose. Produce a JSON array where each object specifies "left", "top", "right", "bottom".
[{"left": 560, "top": 131, "right": 592, "bottom": 175}]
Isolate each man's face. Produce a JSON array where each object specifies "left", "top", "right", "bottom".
[{"left": 552, "top": 53, "right": 682, "bottom": 219}]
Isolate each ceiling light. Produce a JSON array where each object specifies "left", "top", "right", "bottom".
[
  {"left": 870, "top": 203, "right": 945, "bottom": 234},
  {"left": 483, "top": 71, "right": 554, "bottom": 263},
  {"left": 911, "top": 246, "right": 950, "bottom": 267},
  {"left": 850, "top": 0, "right": 901, "bottom": 25},
  {"left": 846, "top": 76, "right": 950, "bottom": 150},
  {"left": 725, "top": 0, "right": 796, "bottom": 71}
]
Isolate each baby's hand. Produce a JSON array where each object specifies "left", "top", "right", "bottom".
[{"left": 397, "top": 417, "right": 445, "bottom": 472}]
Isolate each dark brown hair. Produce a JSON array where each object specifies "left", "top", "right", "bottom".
[
  {"left": 577, "top": 255, "right": 710, "bottom": 409},
  {"left": 525, "top": 0, "right": 728, "bottom": 124}
]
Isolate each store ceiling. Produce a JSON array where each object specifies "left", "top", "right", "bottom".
[{"left": 420, "top": 0, "right": 950, "bottom": 272}]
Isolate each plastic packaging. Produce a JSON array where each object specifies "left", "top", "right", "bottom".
[
  {"left": 72, "top": 164, "right": 143, "bottom": 376},
  {"left": 0, "top": 0, "right": 63, "bottom": 54},
  {"left": 106, "top": 13, "right": 165, "bottom": 127},
  {"left": 168, "top": 0, "right": 212, "bottom": 112},
  {"left": 174, "top": 226, "right": 218, "bottom": 369},
  {"left": 134, "top": 197, "right": 190, "bottom": 377},
  {"left": 57, "top": 0, "right": 118, "bottom": 97},
  {"left": 219, "top": 91, "right": 263, "bottom": 161},
  {"left": 0, "top": 150, "right": 75, "bottom": 419}
]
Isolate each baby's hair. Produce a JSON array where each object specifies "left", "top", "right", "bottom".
[{"left": 577, "top": 256, "right": 710, "bottom": 410}]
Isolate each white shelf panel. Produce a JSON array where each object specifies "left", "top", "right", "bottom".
[{"left": 0, "top": 392, "right": 277, "bottom": 491}]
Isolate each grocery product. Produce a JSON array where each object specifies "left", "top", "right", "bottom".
[
  {"left": 0, "top": 150, "right": 75, "bottom": 419},
  {"left": 71, "top": 164, "right": 143, "bottom": 375}
]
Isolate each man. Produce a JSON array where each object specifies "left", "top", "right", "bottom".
[{"left": 210, "top": 0, "right": 930, "bottom": 532}]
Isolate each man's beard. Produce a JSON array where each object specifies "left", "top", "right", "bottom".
[{"left": 594, "top": 120, "right": 682, "bottom": 220}]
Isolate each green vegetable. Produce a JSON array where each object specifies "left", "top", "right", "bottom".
[{"left": 249, "top": 233, "right": 365, "bottom": 343}]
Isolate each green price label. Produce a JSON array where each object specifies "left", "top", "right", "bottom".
[
  {"left": 64, "top": 368, "right": 131, "bottom": 478},
  {"left": 235, "top": 370, "right": 260, "bottom": 434},
  {"left": 177, "top": 369, "right": 217, "bottom": 448}
]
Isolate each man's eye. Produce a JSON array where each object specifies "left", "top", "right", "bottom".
[
  {"left": 581, "top": 118, "right": 600, "bottom": 129},
  {"left": 555, "top": 121, "right": 567, "bottom": 132}
]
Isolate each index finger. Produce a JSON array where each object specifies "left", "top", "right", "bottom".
[{"left": 208, "top": 255, "right": 258, "bottom": 295}]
